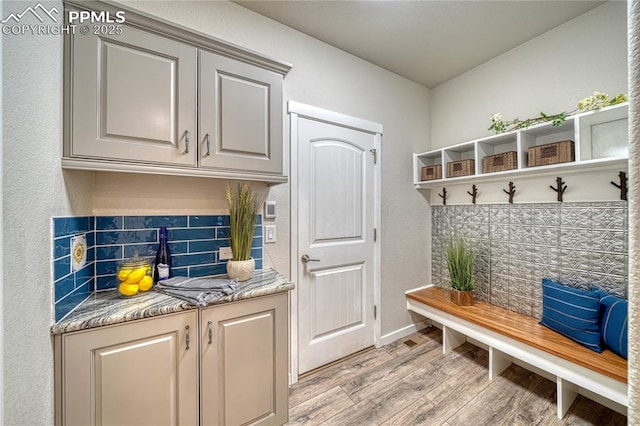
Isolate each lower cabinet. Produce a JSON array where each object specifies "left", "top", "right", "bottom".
[
  {"left": 55, "top": 293, "right": 289, "bottom": 426},
  {"left": 200, "top": 293, "right": 289, "bottom": 426},
  {"left": 55, "top": 311, "right": 199, "bottom": 426}
]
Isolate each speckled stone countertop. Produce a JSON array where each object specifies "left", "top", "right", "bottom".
[{"left": 51, "top": 268, "right": 294, "bottom": 334}]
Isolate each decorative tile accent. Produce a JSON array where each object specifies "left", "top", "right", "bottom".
[
  {"left": 52, "top": 216, "right": 95, "bottom": 322},
  {"left": 431, "top": 202, "right": 628, "bottom": 318}
]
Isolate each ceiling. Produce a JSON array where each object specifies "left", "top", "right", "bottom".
[{"left": 235, "top": 1, "right": 605, "bottom": 88}]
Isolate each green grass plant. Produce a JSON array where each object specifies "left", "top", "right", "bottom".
[
  {"left": 226, "top": 183, "right": 262, "bottom": 261},
  {"left": 445, "top": 234, "right": 477, "bottom": 292}
]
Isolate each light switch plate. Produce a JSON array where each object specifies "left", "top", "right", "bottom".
[{"left": 265, "top": 225, "right": 276, "bottom": 243}]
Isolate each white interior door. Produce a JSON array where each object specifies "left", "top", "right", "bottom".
[{"left": 297, "top": 116, "right": 377, "bottom": 374}]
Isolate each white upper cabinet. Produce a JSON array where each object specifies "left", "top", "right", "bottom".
[
  {"left": 63, "top": 1, "right": 291, "bottom": 183},
  {"left": 199, "top": 51, "right": 283, "bottom": 175},
  {"left": 70, "top": 25, "right": 197, "bottom": 166}
]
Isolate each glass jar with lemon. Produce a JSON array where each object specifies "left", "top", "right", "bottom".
[{"left": 116, "top": 256, "right": 153, "bottom": 297}]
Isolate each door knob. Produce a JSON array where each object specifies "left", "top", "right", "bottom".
[{"left": 301, "top": 254, "right": 320, "bottom": 264}]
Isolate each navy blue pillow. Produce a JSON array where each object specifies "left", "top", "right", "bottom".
[
  {"left": 600, "top": 294, "right": 628, "bottom": 359},
  {"left": 539, "top": 278, "right": 602, "bottom": 352}
]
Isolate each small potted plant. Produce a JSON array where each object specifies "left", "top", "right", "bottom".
[
  {"left": 445, "top": 234, "right": 477, "bottom": 305},
  {"left": 226, "top": 183, "right": 262, "bottom": 281}
]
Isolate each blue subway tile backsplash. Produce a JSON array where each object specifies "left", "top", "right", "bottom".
[{"left": 53, "top": 214, "right": 263, "bottom": 322}]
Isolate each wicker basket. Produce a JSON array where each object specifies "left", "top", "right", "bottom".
[
  {"left": 446, "top": 159, "right": 475, "bottom": 178},
  {"left": 421, "top": 165, "right": 442, "bottom": 181},
  {"left": 482, "top": 151, "right": 518, "bottom": 173},
  {"left": 528, "top": 140, "right": 575, "bottom": 167}
]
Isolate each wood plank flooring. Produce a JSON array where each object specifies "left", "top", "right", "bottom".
[{"left": 287, "top": 327, "right": 627, "bottom": 425}]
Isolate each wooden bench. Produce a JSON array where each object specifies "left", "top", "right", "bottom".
[{"left": 406, "top": 286, "right": 628, "bottom": 418}]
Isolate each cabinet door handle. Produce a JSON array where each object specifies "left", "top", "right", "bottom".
[
  {"left": 204, "top": 133, "right": 211, "bottom": 157},
  {"left": 185, "top": 325, "right": 190, "bottom": 350},
  {"left": 184, "top": 130, "right": 190, "bottom": 154},
  {"left": 208, "top": 320, "right": 213, "bottom": 344}
]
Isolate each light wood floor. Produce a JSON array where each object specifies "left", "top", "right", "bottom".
[{"left": 287, "top": 327, "right": 627, "bottom": 425}]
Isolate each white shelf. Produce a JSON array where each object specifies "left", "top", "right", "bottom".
[{"left": 414, "top": 103, "right": 628, "bottom": 189}]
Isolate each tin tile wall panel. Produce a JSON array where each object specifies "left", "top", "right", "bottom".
[{"left": 431, "top": 201, "right": 627, "bottom": 318}]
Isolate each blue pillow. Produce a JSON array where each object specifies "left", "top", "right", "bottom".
[
  {"left": 539, "top": 278, "right": 602, "bottom": 352},
  {"left": 600, "top": 294, "right": 628, "bottom": 359}
]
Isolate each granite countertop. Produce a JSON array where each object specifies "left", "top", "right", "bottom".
[{"left": 51, "top": 268, "right": 294, "bottom": 334}]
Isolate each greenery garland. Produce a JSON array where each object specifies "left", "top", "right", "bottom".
[{"left": 489, "top": 91, "right": 628, "bottom": 134}]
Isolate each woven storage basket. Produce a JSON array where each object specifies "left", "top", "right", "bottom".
[
  {"left": 482, "top": 151, "right": 518, "bottom": 173},
  {"left": 528, "top": 140, "right": 575, "bottom": 167},
  {"left": 421, "top": 165, "right": 442, "bottom": 181},
  {"left": 446, "top": 159, "right": 475, "bottom": 178}
]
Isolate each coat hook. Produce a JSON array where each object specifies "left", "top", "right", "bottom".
[
  {"left": 503, "top": 181, "right": 516, "bottom": 204},
  {"left": 611, "top": 171, "right": 628, "bottom": 201},
  {"left": 467, "top": 184, "right": 478, "bottom": 204},
  {"left": 550, "top": 177, "right": 567, "bottom": 202},
  {"left": 439, "top": 187, "right": 447, "bottom": 205}
]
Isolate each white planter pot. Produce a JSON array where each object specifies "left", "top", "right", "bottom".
[{"left": 226, "top": 258, "right": 255, "bottom": 282}]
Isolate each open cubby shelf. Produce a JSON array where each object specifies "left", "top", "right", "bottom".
[{"left": 414, "top": 103, "right": 629, "bottom": 188}]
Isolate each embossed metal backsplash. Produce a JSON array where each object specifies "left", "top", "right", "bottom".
[{"left": 431, "top": 202, "right": 628, "bottom": 319}]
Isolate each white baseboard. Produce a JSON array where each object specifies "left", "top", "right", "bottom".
[{"left": 378, "top": 321, "right": 430, "bottom": 347}]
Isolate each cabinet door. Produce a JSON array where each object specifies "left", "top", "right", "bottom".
[
  {"left": 60, "top": 312, "right": 198, "bottom": 426},
  {"left": 71, "top": 25, "right": 197, "bottom": 166},
  {"left": 199, "top": 50, "right": 284, "bottom": 175},
  {"left": 201, "top": 293, "right": 289, "bottom": 426}
]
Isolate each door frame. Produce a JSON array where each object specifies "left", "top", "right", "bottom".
[{"left": 288, "top": 100, "right": 382, "bottom": 384}]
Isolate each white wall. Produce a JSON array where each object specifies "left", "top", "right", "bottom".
[
  {"left": 109, "top": 0, "right": 432, "bottom": 339},
  {"left": 627, "top": 0, "right": 639, "bottom": 421},
  {"left": 430, "top": 1, "right": 628, "bottom": 149},
  {"left": 2, "top": 1, "right": 94, "bottom": 423}
]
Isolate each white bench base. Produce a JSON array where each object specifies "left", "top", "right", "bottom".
[{"left": 407, "top": 292, "right": 628, "bottom": 418}]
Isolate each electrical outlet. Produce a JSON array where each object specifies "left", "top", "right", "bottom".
[{"left": 219, "top": 247, "right": 233, "bottom": 260}]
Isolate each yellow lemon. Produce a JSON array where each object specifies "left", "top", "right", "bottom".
[
  {"left": 126, "top": 267, "right": 147, "bottom": 284},
  {"left": 138, "top": 276, "right": 153, "bottom": 292},
  {"left": 118, "top": 283, "right": 139, "bottom": 297},
  {"left": 117, "top": 268, "right": 132, "bottom": 282}
]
